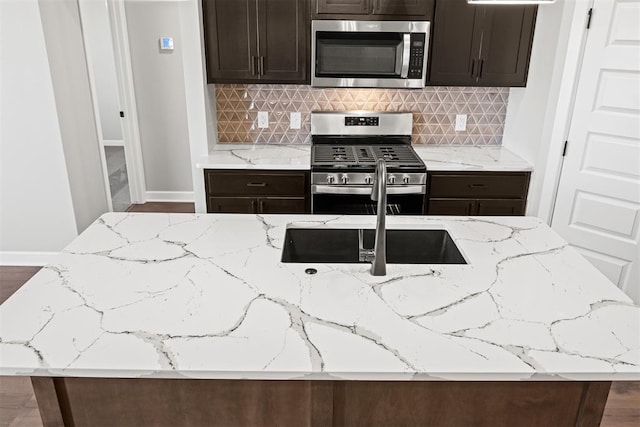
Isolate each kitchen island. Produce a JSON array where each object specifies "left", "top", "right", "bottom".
[{"left": 1, "top": 213, "right": 638, "bottom": 426}]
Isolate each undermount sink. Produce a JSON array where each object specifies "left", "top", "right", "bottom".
[{"left": 281, "top": 228, "right": 467, "bottom": 265}]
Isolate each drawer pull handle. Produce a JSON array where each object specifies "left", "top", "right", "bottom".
[
  {"left": 247, "top": 182, "right": 267, "bottom": 187},
  {"left": 468, "top": 184, "right": 486, "bottom": 188}
]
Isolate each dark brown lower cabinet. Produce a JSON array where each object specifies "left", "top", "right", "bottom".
[
  {"left": 427, "top": 198, "right": 476, "bottom": 216},
  {"left": 426, "top": 171, "right": 531, "bottom": 216},
  {"left": 32, "top": 377, "right": 611, "bottom": 427},
  {"left": 258, "top": 197, "right": 306, "bottom": 213},
  {"left": 208, "top": 196, "right": 306, "bottom": 213},
  {"left": 205, "top": 169, "right": 310, "bottom": 214},
  {"left": 476, "top": 198, "right": 527, "bottom": 215},
  {"left": 428, "top": 198, "right": 526, "bottom": 216}
]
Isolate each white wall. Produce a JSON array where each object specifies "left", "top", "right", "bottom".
[
  {"left": 124, "top": 0, "right": 194, "bottom": 200},
  {"left": 179, "top": 0, "right": 209, "bottom": 213},
  {"left": 39, "top": 0, "right": 110, "bottom": 232},
  {"left": 0, "top": 0, "right": 78, "bottom": 263},
  {"left": 502, "top": 0, "right": 576, "bottom": 218}
]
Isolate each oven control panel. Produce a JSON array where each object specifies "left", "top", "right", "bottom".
[{"left": 345, "top": 116, "right": 379, "bottom": 126}]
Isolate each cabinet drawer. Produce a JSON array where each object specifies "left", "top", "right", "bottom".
[
  {"left": 205, "top": 170, "right": 308, "bottom": 196},
  {"left": 429, "top": 172, "right": 530, "bottom": 198}
]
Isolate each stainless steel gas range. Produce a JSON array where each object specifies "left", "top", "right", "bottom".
[{"left": 310, "top": 111, "right": 426, "bottom": 215}]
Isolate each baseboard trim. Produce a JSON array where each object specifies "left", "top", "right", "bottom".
[
  {"left": 145, "top": 191, "right": 194, "bottom": 203},
  {"left": 0, "top": 251, "right": 59, "bottom": 266}
]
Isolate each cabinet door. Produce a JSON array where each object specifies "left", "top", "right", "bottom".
[
  {"left": 203, "top": 0, "right": 259, "bottom": 83},
  {"left": 476, "top": 199, "right": 526, "bottom": 216},
  {"left": 315, "top": 0, "right": 370, "bottom": 15},
  {"left": 427, "top": 199, "right": 476, "bottom": 216},
  {"left": 372, "top": 0, "right": 434, "bottom": 18},
  {"left": 208, "top": 197, "right": 257, "bottom": 213},
  {"left": 257, "top": 0, "right": 308, "bottom": 83},
  {"left": 428, "top": 0, "right": 483, "bottom": 86},
  {"left": 478, "top": 5, "right": 537, "bottom": 86},
  {"left": 258, "top": 197, "right": 308, "bottom": 214}
]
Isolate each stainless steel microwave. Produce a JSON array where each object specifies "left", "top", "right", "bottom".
[{"left": 311, "top": 20, "right": 430, "bottom": 89}]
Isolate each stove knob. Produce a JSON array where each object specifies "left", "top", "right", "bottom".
[
  {"left": 403, "top": 174, "right": 411, "bottom": 184},
  {"left": 341, "top": 174, "right": 349, "bottom": 184},
  {"left": 388, "top": 175, "right": 396, "bottom": 184},
  {"left": 364, "top": 175, "right": 372, "bottom": 185},
  {"left": 327, "top": 175, "right": 335, "bottom": 184}
]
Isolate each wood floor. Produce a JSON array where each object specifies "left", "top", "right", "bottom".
[{"left": 0, "top": 203, "right": 638, "bottom": 427}]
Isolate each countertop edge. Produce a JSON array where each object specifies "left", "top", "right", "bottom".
[{"left": 4, "top": 367, "right": 638, "bottom": 381}]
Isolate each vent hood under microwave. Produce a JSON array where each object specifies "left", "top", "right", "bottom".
[{"left": 311, "top": 20, "right": 430, "bottom": 89}]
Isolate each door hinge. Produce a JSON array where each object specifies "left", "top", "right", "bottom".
[
  {"left": 119, "top": 111, "right": 125, "bottom": 118},
  {"left": 562, "top": 140, "right": 568, "bottom": 157},
  {"left": 586, "top": 8, "right": 593, "bottom": 29}
]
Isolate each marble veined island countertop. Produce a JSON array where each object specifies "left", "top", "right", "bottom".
[
  {"left": 1, "top": 213, "right": 638, "bottom": 381},
  {"left": 196, "top": 144, "right": 532, "bottom": 171}
]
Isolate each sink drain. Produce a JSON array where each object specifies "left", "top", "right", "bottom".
[{"left": 305, "top": 268, "right": 317, "bottom": 275}]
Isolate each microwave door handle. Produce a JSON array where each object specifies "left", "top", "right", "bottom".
[{"left": 400, "top": 34, "right": 410, "bottom": 78}]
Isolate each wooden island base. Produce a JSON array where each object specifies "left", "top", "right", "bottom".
[{"left": 31, "top": 377, "right": 611, "bottom": 427}]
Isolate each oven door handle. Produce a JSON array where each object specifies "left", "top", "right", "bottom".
[
  {"left": 312, "top": 185, "right": 424, "bottom": 195},
  {"left": 400, "top": 33, "right": 411, "bottom": 78}
]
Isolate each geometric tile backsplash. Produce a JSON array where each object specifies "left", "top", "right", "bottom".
[{"left": 214, "top": 84, "right": 509, "bottom": 145}]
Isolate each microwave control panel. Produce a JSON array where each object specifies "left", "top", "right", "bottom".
[{"left": 408, "top": 34, "right": 426, "bottom": 79}]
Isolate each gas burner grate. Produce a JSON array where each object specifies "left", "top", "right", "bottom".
[
  {"left": 371, "top": 146, "right": 419, "bottom": 164},
  {"left": 312, "top": 144, "right": 424, "bottom": 169},
  {"left": 313, "top": 145, "right": 371, "bottom": 166}
]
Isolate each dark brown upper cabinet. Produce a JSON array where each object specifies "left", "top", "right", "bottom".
[
  {"left": 203, "top": 0, "right": 308, "bottom": 84},
  {"left": 312, "top": 0, "right": 434, "bottom": 20},
  {"left": 428, "top": 0, "right": 537, "bottom": 87}
]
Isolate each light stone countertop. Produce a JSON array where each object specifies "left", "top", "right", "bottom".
[
  {"left": 197, "top": 144, "right": 311, "bottom": 170},
  {"left": 197, "top": 144, "right": 532, "bottom": 172},
  {"left": 1, "top": 213, "right": 637, "bottom": 381},
  {"left": 412, "top": 145, "right": 532, "bottom": 171}
]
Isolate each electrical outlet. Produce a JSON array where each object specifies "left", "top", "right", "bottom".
[
  {"left": 257, "top": 111, "right": 269, "bottom": 128},
  {"left": 290, "top": 112, "right": 301, "bottom": 129},
  {"left": 455, "top": 114, "right": 467, "bottom": 132}
]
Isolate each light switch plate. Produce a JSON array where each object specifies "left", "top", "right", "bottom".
[
  {"left": 258, "top": 111, "right": 269, "bottom": 128},
  {"left": 290, "top": 112, "right": 301, "bottom": 129},
  {"left": 455, "top": 114, "right": 467, "bottom": 132}
]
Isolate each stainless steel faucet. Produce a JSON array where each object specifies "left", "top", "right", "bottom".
[{"left": 370, "top": 158, "right": 387, "bottom": 276}]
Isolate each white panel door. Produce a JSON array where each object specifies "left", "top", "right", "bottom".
[{"left": 552, "top": 0, "right": 640, "bottom": 302}]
